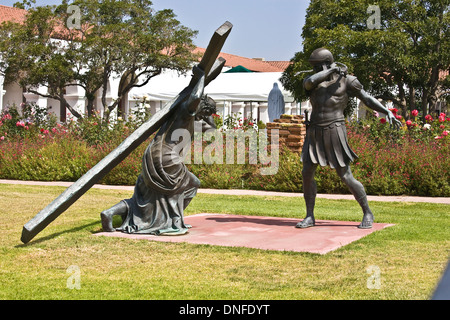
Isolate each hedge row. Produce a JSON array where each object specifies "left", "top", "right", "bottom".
[
  {"left": 1, "top": 104, "right": 449, "bottom": 197},
  {"left": 0, "top": 125, "right": 448, "bottom": 197}
]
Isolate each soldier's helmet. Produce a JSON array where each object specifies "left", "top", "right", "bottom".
[{"left": 308, "top": 48, "right": 334, "bottom": 65}]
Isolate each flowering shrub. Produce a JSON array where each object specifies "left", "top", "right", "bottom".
[
  {"left": 211, "top": 113, "right": 223, "bottom": 129},
  {"left": 0, "top": 103, "right": 448, "bottom": 196},
  {"left": 362, "top": 108, "right": 450, "bottom": 145},
  {"left": 222, "top": 112, "right": 258, "bottom": 131},
  {"left": 344, "top": 110, "right": 449, "bottom": 196}
]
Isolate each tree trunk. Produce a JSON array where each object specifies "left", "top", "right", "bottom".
[
  {"left": 421, "top": 88, "right": 429, "bottom": 120},
  {"left": 86, "top": 99, "right": 94, "bottom": 118},
  {"left": 59, "top": 99, "right": 66, "bottom": 122},
  {"left": 397, "top": 82, "right": 407, "bottom": 117},
  {"left": 409, "top": 86, "right": 415, "bottom": 117}
]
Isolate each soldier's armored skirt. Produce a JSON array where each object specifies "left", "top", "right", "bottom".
[{"left": 301, "top": 121, "right": 358, "bottom": 169}]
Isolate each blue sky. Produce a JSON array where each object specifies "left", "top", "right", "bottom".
[{"left": 1, "top": 0, "right": 309, "bottom": 61}]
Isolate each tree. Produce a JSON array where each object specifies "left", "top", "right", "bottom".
[
  {"left": 281, "top": 0, "right": 450, "bottom": 119},
  {"left": 0, "top": 0, "right": 199, "bottom": 120},
  {"left": 0, "top": 5, "right": 81, "bottom": 118}
]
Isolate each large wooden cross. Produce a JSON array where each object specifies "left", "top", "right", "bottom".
[{"left": 21, "top": 21, "right": 233, "bottom": 244}]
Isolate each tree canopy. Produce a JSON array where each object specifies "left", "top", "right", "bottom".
[
  {"left": 0, "top": 0, "right": 199, "bottom": 120},
  {"left": 281, "top": 0, "right": 450, "bottom": 118}
]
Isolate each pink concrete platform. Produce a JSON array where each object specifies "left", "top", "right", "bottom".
[{"left": 95, "top": 213, "right": 394, "bottom": 254}]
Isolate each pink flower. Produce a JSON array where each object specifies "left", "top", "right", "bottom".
[
  {"left": 443, "top": 130, "right": 449, "bottom": 137},
  {"left": 440, "top": 125, "right": 445, "bottom": 129},
  {"left": 439, "top": 115, "right": 445, "bottom": 122},
  {"left": 411, "top": 109, "right": 418, "bottom": 117},
  {"left": 0, "top": 136, "right": 4, "bottom": 141},
  {"left": 52, "top": 128, "right": 57, "bottom": 133},
  {"left": 406, "top": 120, "right": 412, "bottom": 126},
  {"left": 425, "top": 114, "right": 433, "bottom": 122}
]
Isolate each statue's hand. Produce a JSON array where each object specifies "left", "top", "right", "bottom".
[
  {"left": 387, "top": 111, "right": 402, "bottom": 130},
  {"left": 332, "top": 62, "right": 347, "bottom": 77}
]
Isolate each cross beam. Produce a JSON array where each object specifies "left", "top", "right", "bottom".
[{"left": 21, "top": 21, "right": 233, "bottom": 244}]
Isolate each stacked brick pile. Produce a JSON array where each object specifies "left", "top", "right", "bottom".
[{"left": 266, "top": 114, "right": 306, "bottom": 153}]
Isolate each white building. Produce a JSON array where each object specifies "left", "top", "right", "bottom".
[{"left": 0, "top": 5, "right": 309, "bottom": 124}]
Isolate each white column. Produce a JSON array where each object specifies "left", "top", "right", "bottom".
[
  {"left": 221, "top": 101, "right": 230, "bottom": 119},
  {"left": 0, "top": 75, "right": 4, "bottom": 113},
  {"left": 251, "top": 102, "right": 259, "bottom": 122},
  {"left": 284, "top": 102, "right": 291, "bottom": 115},
  {"left": 37, "top": 85, "right": 48, "bottom": 111},
  {"left": 259, "top": 102, "right": 269, "bottom": 123},
  {"left": 232, "top": 102, "right": 245, "bottom": 121},
  {"left": 290, "top": 102, "right": 298, "bottom": 115}
]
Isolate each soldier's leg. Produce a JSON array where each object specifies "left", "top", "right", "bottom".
[
  {"left": 296, "top": 160, "right": 318, "bottom": 228},
  {"left": 335, "top": 164, "right": 374, "bottom": 229},
  {"left": 100, "top": 201, "right": 128, "bottom": 232}
]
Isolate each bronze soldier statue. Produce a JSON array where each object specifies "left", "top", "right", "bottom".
[{"left": 297, "top": 48, "right": 401, "bottom": 229}]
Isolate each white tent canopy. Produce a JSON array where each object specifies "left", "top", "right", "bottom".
[{"left": 128, "top": 70, "right": 294, "bottom": 103}]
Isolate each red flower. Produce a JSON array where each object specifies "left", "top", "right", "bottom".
[
  {"left": 425, "top": 114, "right": 433, "bottom": 122},
  {"left": 411, "top": 109, "right": 418, "bottom": 117},
  {"left": 380, "top": 118, "right": 387, "bottom": 124},
  {"left": 395, "top": 115, "right": 402, "bottom": 120},
  {"left": 389, "top": 108, "right": 398, "bottom": 115},
  {"left": 406, "top": 120, "right": 412, "bottom": 126}
]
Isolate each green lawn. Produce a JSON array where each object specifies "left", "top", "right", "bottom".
[{"left": 0, "top": 183, "right": 448, "bottom": 300}]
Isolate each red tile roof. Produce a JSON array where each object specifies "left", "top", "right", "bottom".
[
  {"left": 266, "top": 60, "right": 292, "bottom": 71},
  {"left": 194, "top": 47, "right": 288, "bottom": 72},
  {"left": 0, "top": 5, "right": 27, "bottom": 25}
]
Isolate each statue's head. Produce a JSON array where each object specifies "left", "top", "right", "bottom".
[
  {"left": 308, "top": 48, "right": 334, "bottom": 72},
  {"left": 196, "top": 95, "right": 217, "bottom": 119}
]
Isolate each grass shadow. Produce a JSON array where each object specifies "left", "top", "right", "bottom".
[{"left": 15, "top": 221, "right": 100, "bottom": 247}]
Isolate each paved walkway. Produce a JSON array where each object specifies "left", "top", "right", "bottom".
[{"left": 1, "top": 179, "right": 449, "bottom": 204}]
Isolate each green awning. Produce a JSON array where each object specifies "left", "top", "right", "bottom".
[{"left": 224, "top": 65, "right": 254, "bottom": 73}]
